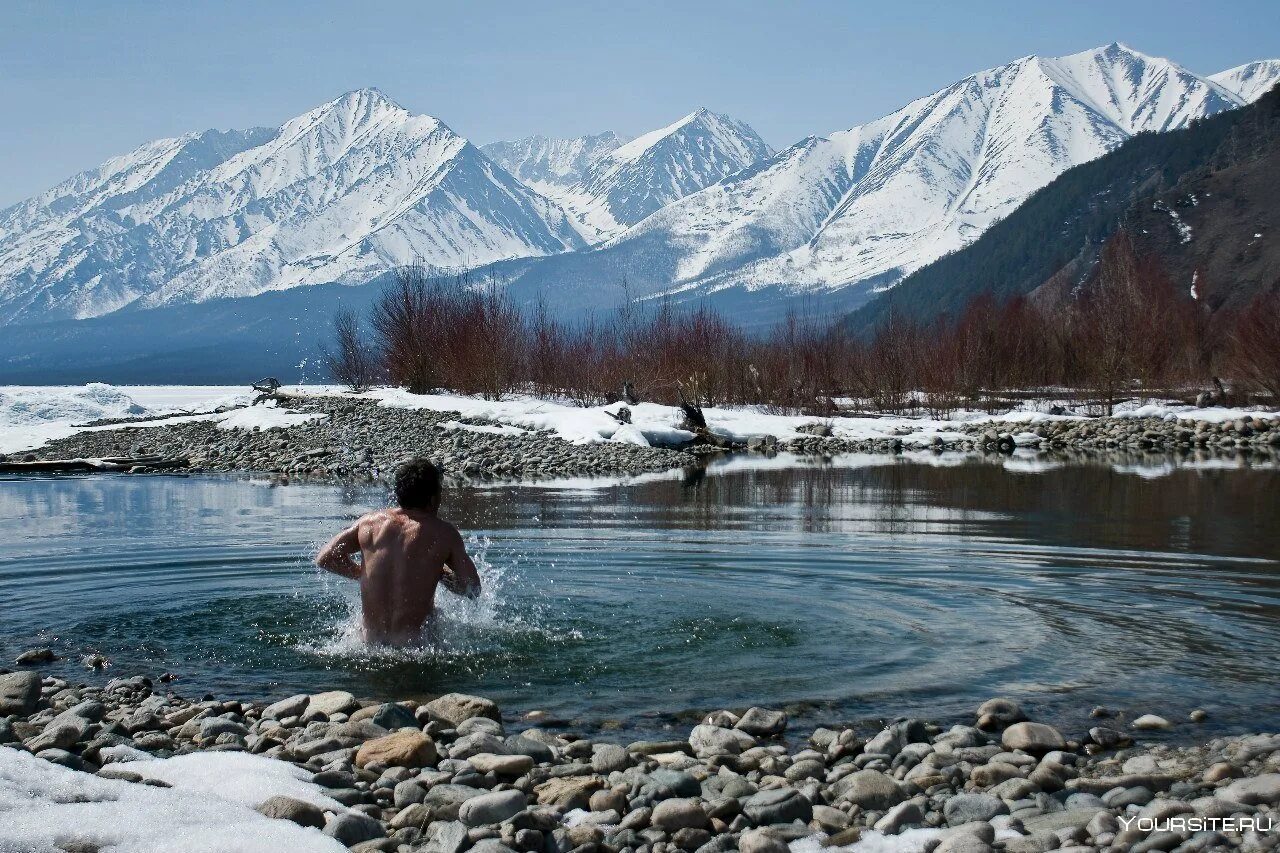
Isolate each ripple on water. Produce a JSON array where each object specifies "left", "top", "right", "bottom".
[{"left": 0, "top": 464, "right": 1277, "bottom": 735}]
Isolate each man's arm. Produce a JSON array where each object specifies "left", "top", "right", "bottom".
[
  {"left": 316, "top": 522, "right": 363, "bottom": 579},
  {"left": 441, "top": 527, "right": 481, "bottom": 598}
]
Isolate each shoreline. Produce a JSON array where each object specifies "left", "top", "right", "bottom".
[
  {"left": 4, "top": 392, "right": 1279, "bottom": 482},
  {"left": 1, "top": 668, "right": 1276, "bottom": 852}
]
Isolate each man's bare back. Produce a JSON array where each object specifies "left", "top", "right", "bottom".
[{"left": 316, "top": 459, "right": 480, "bottom": 646}]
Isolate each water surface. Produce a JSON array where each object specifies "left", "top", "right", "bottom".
[{"left": 2, "top": 452, "right": 1277, "bottom": 737}]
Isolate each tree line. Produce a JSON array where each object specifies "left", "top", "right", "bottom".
[{"left": 325, "top": 234, "right": 1279, "bottom": 416}]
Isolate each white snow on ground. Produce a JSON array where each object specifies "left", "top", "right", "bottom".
[
  {"left": 2, "top": 384, "right": 1277, "bottom": 457},
  {"left": 441, "top": 419, "right": 528, "bottom": 436},
  {"left": 0, "top": 385, "right": 304, "bottom": 453},
  {"left": 214, "top": 406, "right": 325, "bottom": 431},
  {"left": 0, "top": 746, "right": 345, "bottom": 853}
]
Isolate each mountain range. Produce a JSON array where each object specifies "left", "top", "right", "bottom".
[{"left": 0, "top": 43, "right": 1277, "bottom": 379}]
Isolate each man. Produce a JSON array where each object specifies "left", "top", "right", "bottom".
[{"left": 316, "top": 457, "right": 481, "bottom": 646}]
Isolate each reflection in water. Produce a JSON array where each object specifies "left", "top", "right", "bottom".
[{"left": 0, "top": 451, "right": 1277, "bottom": 738}]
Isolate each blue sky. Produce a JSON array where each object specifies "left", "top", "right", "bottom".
[{"left": 2, "top": 0, "right": 1277, "bottom": 207}]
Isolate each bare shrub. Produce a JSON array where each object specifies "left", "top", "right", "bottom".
[{"left": 322, "top": 307, "right": 379, "bottom": 392}]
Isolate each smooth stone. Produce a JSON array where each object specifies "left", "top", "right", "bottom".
[
  {"left": 944, "top": 793, "right": 1007, "bottom": 826},
  {"left": 424, "top": 693, "right": 501, "bottom": 726},
  {"left": 355, "top": 730, "right": 438, "bottom": 768},
  {"left": 688, "top": 724, "right": 754, "bottom": 757},
  {"left": 309, "top": 690, "right": 358, "bottom": 717},
  {"left": 459, "top": 789, "right": 528, "bottom": 827},
  {"left": 456, "top": 716, "right": 505, "bottom": 738},
  {"left": 743, "top": 787, "right": 812, "bottom": 825},
  {"left": 831, "top": 769, "right": 903, "bottom": 809},
  {"left": 505, "top": 734, "right": 556, "bottom": 763},
  {"left": 1001, "top": 723, "right": 1066, "bottom": 755},
  {"left": 417, "top": 820, "right": 470, "bottom": 853},
  {"left": 976, "top": 697, "right": 1026, "bottom": 730},
  {"left": 864, "top": 719, "right": 927, "bottom": 757},
  {"left": 263, "top": 694, "right": 310, "bottom": 720},
  {"left": 533, "top": 775, "right": 603, "bottom": 809},
  {"left": 735, "top": 707, "right": 788, "bottom": 737},
  {"left": 934, "top": 834, "right": 993, "bottom": 853},
  {"left": 468, "top": 752, "right": 533, "bottom": 776},
  {"left": 874, "top": 800, "right": 924, "bottom": 833},
  {"left": 366, "top": 702, "right": 419, "bottom": 730},
  {"left": 256, "top": 795, "right": 326, "bottom": 829},
  {"left": 591, "top": 743, "right": 630, "bottom": 773},
  {"left": 1132, "top": 715, "right": 1173, "bottom": 731},
  {"left": 15, "top": 648, "right": 56, "bottom": 665},
  {"left": 0, "top": 671, "right": 41, "bottom": 715},
  {"left": 1216, "top": 773, "right": 1280, "bottom": 805},
  {"left": 651, "top": 798, "right": 710, "bottom": 832},
  {"left": 324, "top": 812, "right": 386, "bottom": 846},
  {"left": 739, "top": 828, "right": 790, "bottom": 853}
]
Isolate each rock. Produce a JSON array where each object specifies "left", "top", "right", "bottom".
[
  {"left": 355, "top": 730, "right": 438, "bottom": 768},
  {"left": 1189, "top": 708, "right": 1208, "bottom": 722},
  {"left": 874, "top": 800, "right": 924, "bottom": 833},
  {"left": 743, "top": 787, "right": 812, "bottom": 825},
  {"left": 424, "top": 692, "right": 501, "bottom": 726},
  {"left": 456, "top": 716, "right": 504, "bottom": 737},
  {"left": 975, "top": 697, "right": 1026, "bottom": 730},
  {"left": 15, "top": 648, "right": 56, "bottom": 665},
  {"left": 739, "top": 828, "right": 790, "bottom": 853},
  {"left": 1132, "top": 714, "right": 1173, "bottom": 730},
  {"left": 263, "top": 694, "right": 310, "bottom": 720},
  {"left": 1216, "top": 774, "right": 1280, "bottom": 806},
  {"left": 944, "top": 793, "right": 1007, "bottom": 826},
  {"left": 309, "top": 689, "right": 358, "bottom": 717},
  {"left": 688, "top": 724, "right": 754, "bottom": 757},
  {"left": 325, "top": 812, "right": 386, "bottom": 846},
  {"left": 651, "top": 798, "right": 710, "bottom": 832},
  {"left": 735, "top": 707, "right": 787, "bottom": 737},
  {"left": 506, "top": 734, "right": 556, "bottom": 763},
  {"left": 366, "top": 702, "right": 419, "bottom": 730},
  {"left": 25, "top": 721, "right": 84, "bottom": 753},
  {"left": 422, "top": 784, "right": 487, "bottom": 820},
  {"left": 812, "top": 804, "right": 851, "bottom": 833},
  {"left": 1001, "top": 722, "right": 1066, "bottom": 755},
  {"left": 534, "top": 775, "right": 603, "bottom": 809},
  {"left": 256, "top": 795, "right": 326, "bottom": 829},
  {"left": 459, "top": 789, "right": 528, "bottom": 827},
  {"left": 468, "top": 753, "right": 534, "bottom": 776},
  {"left": 934, "top": 834, "right": 993, "bottom": 853},
  {"left": 0, "top": 671, "right": 41, "bottom": 715},
  {"left": 864, "top": 719, "right": 927, "bottom": 757},
  {"left": 831, "top": 769, "right": 903, "bottom": 809},
  {"left": 418, "top": 821, "right": 470, "bottom": 853},
  {"left": 591, "top": 743, "right": 629, "bottom": 773}
]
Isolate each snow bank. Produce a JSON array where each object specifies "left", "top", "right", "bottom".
[
  {"left": 441, "top": 419, "right": 528, "bottom": 436},
  {"left": 0, "top": 384, "right": 250, "bottom": 454},
  {"left": 0, "top": 747, "right": 345, "bottom": 853},
  {"left": 789, "top": 828, "right": 943, "bottom": 853}
]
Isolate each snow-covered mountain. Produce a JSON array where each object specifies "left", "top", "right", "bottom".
[
  {"left": 481, "top": 132, "right": 625, "bottom": 197},
  {"left": 0, "top": 89, "right": 585, "bottom": 324},
  {"left": 3, "top": 43, "right": 1276, "bottom": 334},
  {"left": 1210, "top": 59, "right": 1280, "bottom": 103},
  {"left": 494, "top": 43, "right": 1266, "bottom": 315},
  {"left": 544, "top": 109, "right": 773, "bottom": 241}
]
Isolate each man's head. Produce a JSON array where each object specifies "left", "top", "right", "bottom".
[{"left": 394, "top": 457, "right": 443, "bottom": 511}]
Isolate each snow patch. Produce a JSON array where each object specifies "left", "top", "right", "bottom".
[{"left": 0, "top": 747, "right": 345, "bottom": 853}]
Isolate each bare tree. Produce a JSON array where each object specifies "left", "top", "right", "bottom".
[{"left": 322, "top": 307, "right": 378, "bottom": 392}]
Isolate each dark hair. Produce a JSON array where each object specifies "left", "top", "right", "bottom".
[{"left": 394, "top": 457, "right": 442, "bottom": 509}]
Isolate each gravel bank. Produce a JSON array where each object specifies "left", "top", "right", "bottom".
[
  {"left": 11, "top": 396, "right": 697, "bottom": 481},
  {"left": 7, "top": 395, "right": 1280, "bottom": 481},
  {"left": 1, "top": 667, "right": 1276, "bottom": 853}
]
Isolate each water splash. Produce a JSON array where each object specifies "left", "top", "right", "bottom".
[{"left": 298, "top": 534, "right": 580, "bottom": 665}]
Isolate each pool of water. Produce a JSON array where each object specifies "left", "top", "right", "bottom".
[{"left": 2, "top": 452, "right": 1277, "bottom": 737}]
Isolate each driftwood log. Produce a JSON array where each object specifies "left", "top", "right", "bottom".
[
  {"left": 677, "top": 391, "right": 730, "bottom": 448},
  {"left": 0, "top": 455, "right": 188, "bottom": 474}
]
